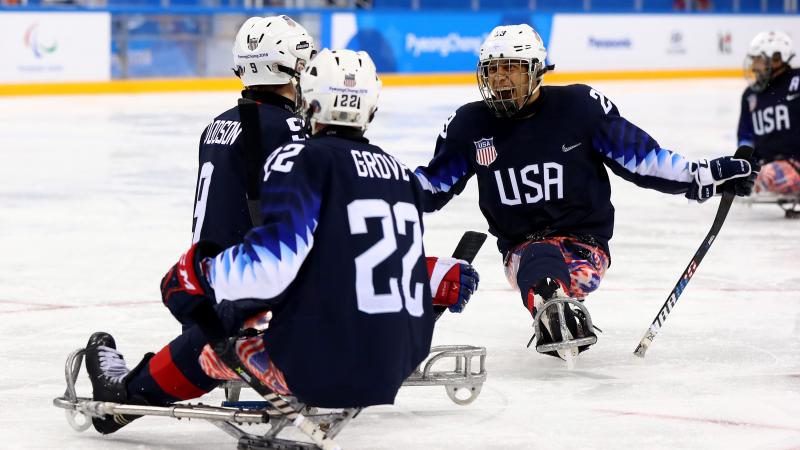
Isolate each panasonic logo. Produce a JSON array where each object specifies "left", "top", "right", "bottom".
[{"left": 587, "top": 37, "right": 632, "bottom": 48}]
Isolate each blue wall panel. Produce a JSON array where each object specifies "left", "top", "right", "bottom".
[{"left": 339, "top": 12, "right": 554, "bottom": 73}]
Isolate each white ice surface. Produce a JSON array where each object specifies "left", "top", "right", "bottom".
[{"left": 0, "top": 79, "right": 798, "bottom": 450}]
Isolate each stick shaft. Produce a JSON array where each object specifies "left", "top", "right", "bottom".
[{"left": 633, "top": 146, "right": 753, "bottom": 357}]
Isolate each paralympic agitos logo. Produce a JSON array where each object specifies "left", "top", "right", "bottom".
[{"left": 24, "top": 23, "right": 58, "bottom": 58}]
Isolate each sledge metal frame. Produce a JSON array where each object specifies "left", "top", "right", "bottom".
[
  {"left": 742, "top": 193, "right": 800, "bottom": 218},
  {"left": 533, "top": 297, "right": 597, "bottom": 354},
  {"left": 403, "top": 344, "right": 487, "bottom": 405},
  {"left": 53, "top": 348, "right": 358, "bottom": 450},
  {"left": 223, "top": 344, "right": 488, "bottom": 407},
  {"left": 54, "top": 343, "right": 487, "bottom": 449}
]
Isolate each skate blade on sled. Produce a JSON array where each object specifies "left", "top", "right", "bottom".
[{"left": 533, "top": 298, "right": 598, "bottom": 354}]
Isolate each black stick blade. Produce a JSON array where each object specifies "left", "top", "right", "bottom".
[
  {"left": 434, "top": 231, "right": 487, "bottom": 320},
  {"left": 451, "top": 231, "right": 487, "bottom": 263}
]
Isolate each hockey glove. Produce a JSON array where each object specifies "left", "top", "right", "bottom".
[
  {"left": 427, "top": 257, "right": 480, "bottom": 313},
  {"left": 686, "top": 156, "right": 757, "bottom": 202},
  {"left": 160, "top": 241, "right": 221, "bottom": 322}
]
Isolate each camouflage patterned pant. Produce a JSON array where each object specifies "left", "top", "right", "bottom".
[
  {"left": 755, "top": 159, "right": 800, "bottom": 195},
  {"left": 504, "top": 236, "right": 609, "bottom": 300}
]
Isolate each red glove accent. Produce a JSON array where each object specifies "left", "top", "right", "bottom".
[
  {"left": 427, "top": 257, "right": 460, "bottom": 306},
  {"left": 426, "top": 256, "right": 479, "bottom": 313},
  {"left": 161, "top": 241, "right": 221, "bottom": 321}
]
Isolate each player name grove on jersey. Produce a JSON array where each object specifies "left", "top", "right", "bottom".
[
  {"left": 351, "top": 149, "right": 411, "bottom": 182},
  {"left": 203, "top": 120, "right": 243, "bottom": 146}
]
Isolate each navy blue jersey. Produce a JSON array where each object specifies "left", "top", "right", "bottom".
[
  {"left": 414, "top": 84, "right": 696, "bottom": 257},
  {"left": 191, "top": 91, "right": 304, "bottom": 249},
  {"left": 206, "top": 130, "right": 434, "bottom": 408},
  {"left": 737, "top": 68, "right": 800, "bottom": 162}
]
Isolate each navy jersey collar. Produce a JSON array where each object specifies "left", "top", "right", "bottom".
[
  {"left": 770, "top": 67, "right": 792, "bottom": 86},
  {"left": 313, "top": 126, "right": 369, "bottom": 143},
  {"left": 512, "top": 86, "right": 549, "bottom": 119},
  {"left": 241, "top": 90, "right": 296, "bottom": 113}
]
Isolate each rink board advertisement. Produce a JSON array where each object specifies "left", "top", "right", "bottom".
[
  {"left": 548, "top": 15, "right": 800, "bottom": 72},
  {"left": 330, "top": 12, "right": 553, "bottom": 73},
  {"left": 0, "top": 12, "right": 110, "bottom": 83}
]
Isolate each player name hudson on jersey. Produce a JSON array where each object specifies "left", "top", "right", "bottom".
[
  {"left": 203, "top": 120, "right": 243, "bottom": 146},
  {"left": 351, "top": 149, "right": 410, "bottom": 182}
]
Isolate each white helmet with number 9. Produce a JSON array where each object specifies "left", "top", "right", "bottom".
[
  {"left": 300, "top": 49, "right": 382, "bottom": 132},
  {"left": 744, "top": 30, "right": 795, "bottom": 92},
  {"left": 232, "top": 15, "right": 316, "bottom": 87},
  {"left": 477, "top": 24, "right": 550, "bottom": 117}
]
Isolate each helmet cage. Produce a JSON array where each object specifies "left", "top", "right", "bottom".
[
  {"left": 743, "top": 53, "right": 773, "bottom": 93},
  {"left": 743, "top": 30, "right": 795, "bottom": 93},
  {"left": 477, "top": 57, "right": 544, "bottom": 118}
]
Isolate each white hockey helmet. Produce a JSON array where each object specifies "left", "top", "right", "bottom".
[
  {"left": 747, "top": 30, "right": 794, "bottom": 63},
  {"left": 300, "top": 49, "right": 382, "bottom": 132},
  {"left": 744, "top": 31, "right": 795, "bottom": 91},
  {"left": 232, "top": 15, "right": 316, "bottom": 87},
  {"left": 477, "top": 24, "right": 550, "bottom": 117}
]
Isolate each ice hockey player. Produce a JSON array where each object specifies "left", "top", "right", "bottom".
[
  {"left": 191, "top": 15, "right": 314, "bottom": 250},
  {"left": 80, "top": 49, "right": 480, "bottom": 435},
  {"left": 413, "top": 24, "right": 757, "bottom": 361},
  {"left": 738, "top": 30, "right": 800, "bottom": 197}
]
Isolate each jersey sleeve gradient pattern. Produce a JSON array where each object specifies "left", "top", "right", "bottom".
[
  {"left": 593, "top": 114, "right": 693, "bottom": 194},
  {"left": 737, "top": 91, "right": 756, "bottom": 149},
  {"left": 413, "top": 115, "right": 474, "bottom": 212},
  {"left": 207, "top": 143, "right": 323, "bottom": 302}
]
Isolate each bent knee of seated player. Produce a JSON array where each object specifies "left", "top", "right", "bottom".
[
  {"left": 755, "top": 160, "right": 800, "bottom": 195},
  {"left": 506, "top": 242, "right": 570, "bottom": 298},
  {"left": 563, "top": 241, "right": 609, "bottom": 298},
  {"left": 506, "top": 238, "right": 608, "bottom": 304}
]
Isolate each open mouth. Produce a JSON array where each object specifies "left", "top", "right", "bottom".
[{"left": 493, "top": 88, "right": 515, "bottom": 100}]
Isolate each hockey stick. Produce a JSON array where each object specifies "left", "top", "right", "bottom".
[
  {"left": 633, "top": 145, "right": 754, "bottom": 358},
  {"left": 191, "top": 303, "right": 341, "bottom": 450},
  {"left": 237, "top": 98, "right": 265, "bottom": 227},
  {"left": 433, "top": 231, "right": 488, "bottom": 321}
]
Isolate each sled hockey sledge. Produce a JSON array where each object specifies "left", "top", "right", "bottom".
[
  {"left": 742, "top": 193, "right": 800, "bottom": 218},
  {"left": 54, "top": 343, "right": 486, "bottom": 449},
  {"left": 54, "top": 232, "right": 489, "bottom": 448}
]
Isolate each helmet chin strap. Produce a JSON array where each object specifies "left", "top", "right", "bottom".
[
  {"left": 282, "top": 56, "right": 314, "bottom": 113},
  {"left": 504, "top": 61, "right": 553, "bottom": 117},
  {"left": 302, "top": 100, "right": 320, "bottom": 136},
  {"left": 291, "top": 78, "right": 302, "bottom": 113},
  {"left": 276, "top": 63, "right": 304, "bottom": 112}
]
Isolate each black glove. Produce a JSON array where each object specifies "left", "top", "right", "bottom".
[
  {"left": 160, "top": 241, "right": 221, "bottom": 322},
  {"left": 686, "top": 156, "right": 758, "bottom": 202},
  {"left": 720, "top": 157, "right": 760, "bottom": 197}
]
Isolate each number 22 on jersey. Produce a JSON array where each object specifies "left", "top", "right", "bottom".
[{"left": 348, "top": 199, "right": 425, "bottom": 317}]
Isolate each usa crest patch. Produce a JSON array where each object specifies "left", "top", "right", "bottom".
[
  {"left": 474, "top": 137, "right": 497, "bottom": 166},
  {"left": 344, "top": 73, "right": 356, "bottom": 87},
  {"left": 247, "top": 36, "right": 259, "bottom": 51}
]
